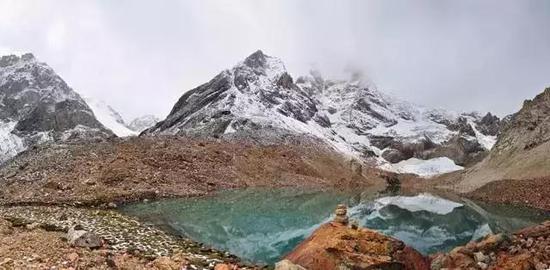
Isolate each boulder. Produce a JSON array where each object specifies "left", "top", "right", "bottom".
[
  {"left": 284, "top": 205, "right": 430, "bottom": 270},
  {"left": 67, "top": 225, "right": 102, "bottom": 248},
  {"left": 0, "top": 219, "right": 13, "bottom": 235},
  {"left": 213, "top": 263, "right": 239, "bottom": 270},
  {"left": 274, "top": 259, "right": 307, "bottom": 270},
  {"left": 382, "top": 148, "right": 406, "bottom": 163},
  {"left": 151, "top": 256, "right": 182, "bottom": 270}
]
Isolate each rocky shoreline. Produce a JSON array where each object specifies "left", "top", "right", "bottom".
[
  {"left": 1, "top": 192, "right": 549, "bottom": 269},
  {"left": 279, "top": 205, "right": 550, "bottom": 270},
  {"left": 0, "top": 206, "right": 255, "bottom": 270}
]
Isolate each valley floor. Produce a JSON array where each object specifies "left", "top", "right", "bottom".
[{"left": 0, "top": 136, "right": 548, "bottom": 269}]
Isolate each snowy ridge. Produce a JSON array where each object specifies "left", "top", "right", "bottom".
[
  {"left": 128, "top": 115, "right": 160, "bottom": 133},
  {"left": 0, "top": 53, "right": 112, "bottom": 163},
  {"left": 146, "top": 50, "right": 501, "bottom": 176},
  {"left": 85, "top": 98, "right": 137, "bottom": 137}
]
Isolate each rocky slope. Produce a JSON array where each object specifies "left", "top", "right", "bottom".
[
  {"left": 129, "top": 114, "right": 160, "bottom": 133},
  {"left": 0, "top": 136, "right": 386, "bottom": 206},
  {"left": 0, "top": 53, "right": 113, "bottom": 163},
  {"left": 438, "top": 87, "right": 550, "bottom": 193},
  {"left": 144, "top": 50, "right": 500, "bottom": 175}
]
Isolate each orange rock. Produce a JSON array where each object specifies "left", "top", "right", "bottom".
[
  {"left": 284, "top": 222, "right": 429, "bottom": 270},
  {"left": 214, "top": 263, "right": 238, "bottom": 270},
  {"left": 515, "top": 220, "right": 550, "bottom": 239},
  {"left": 475, "top": 233, "right": 507, "bottom": 252},
  {"left": 66, "top": 252, "right": 79, "bottom": 262},
  {"left": 491, "top": 252, "right": 534, "bottom": 270},
  {"left": 152, "top": 256, "right": 181, "bottom": 270}
]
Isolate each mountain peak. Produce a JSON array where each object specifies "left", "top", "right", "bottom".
[
  {"left": 244, "top": 50, "right": 267, "bottom": 68},
  {"left": 0, "top": 52, "right": 36, "bottom": 67}
]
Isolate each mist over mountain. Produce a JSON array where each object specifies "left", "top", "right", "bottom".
[{"left": 145, "top": 50, "right": 501, "bottom": 175}]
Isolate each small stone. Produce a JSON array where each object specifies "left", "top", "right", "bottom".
[
  {"left": 26, "top": 222, "right": 41, "bottom": 230},
  {"left": 67, "top": 226, "right": 102, "bottom": 249},
  {"left": 526, "top": 237, "right": 534, "bottom": 248},
  {"left": 333, "top": 204, "right": 349, "bottom": 225},
  {"left": 350, "top": 219, "right": 359, "bottom": 230},
  {"left": 477, "top": 261, "right": 488, "bottom": 269},
  {"left": 0, "top": 258, "right": 13, "bottom": 266},
  {"left": 107, "top": 202, "right": 117, "bottom": 208},
  {"left": 0, "top": 219, "right": 14, "bottom": 235},
  {"left": 335, "top": 208, "right": 347, "bottom": 216},
  {"left": 535, "top": 262, "right": 548, "bottom": 270},
  {"left": 152, "top": 256, "right": 180, "bottom": 270},
  {"left": 474, "top": 252, "right": 489, "bottom": 263},
  {"left": 214, "top": 263, "right": 231, "bottom": 270},
  {"left": 83, "top": 179, "right": 97, "bottom": 186},
  {"left": 67, "top": 252, "right": 79, "bottom": 262},
  {"left": 275, "top": 259, "right": 307, "bottom": 270}
]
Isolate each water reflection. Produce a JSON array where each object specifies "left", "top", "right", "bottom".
[{"left": 120, "top": 188, "right": 548, "bottom": 264}]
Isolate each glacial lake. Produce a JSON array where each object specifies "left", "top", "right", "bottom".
[{"left": 120, "top": 188, "right": 549, "bottom": 265}]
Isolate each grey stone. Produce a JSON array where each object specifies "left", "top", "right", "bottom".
[{"left": 67, "top": 225, "right": 102, "bottom": 248}]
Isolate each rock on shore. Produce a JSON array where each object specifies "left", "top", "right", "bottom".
[
  {"left": 282, "top": 205, "right": 430, "bottom": 270},
  {"left": 280, "top": 205, "right": 549, "bottom": 270}
]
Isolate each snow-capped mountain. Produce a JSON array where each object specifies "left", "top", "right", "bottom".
[
  {"left": 85, "top": 98, "right": 137, "bottom": 137},
  {"left": 144, "top": 50, "right": 500, "bottom": 174},
  {"left": 128, "top": 115, "right": 160, "bottom": 133},
  {"left": 0, "top": 53, "right": 112, "bottom": 163}
]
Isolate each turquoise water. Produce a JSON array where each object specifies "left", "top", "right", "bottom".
[{"left": 120, "top": 188, "right": 549, "bottom": 265}]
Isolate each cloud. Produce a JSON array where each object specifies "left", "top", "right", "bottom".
[{"left": 0, "top": 0, "right": 549, "bottom": 119}]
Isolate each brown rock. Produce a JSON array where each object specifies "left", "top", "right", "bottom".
[
  {"left": 0, "top": 219, "right": 14, "bottom": 235},
  {"left": 275, "top": 259, "right": 307, "bottom": 270},
  {"left": 492, "top": 252, "right": 534, "bottom": 270},
  {"left": 152, "top": 256, "right": 181, "bottom": 270},
  {"left": 515, "top": 221, "right": 550, "bottom": 239},
  {"left": 284, "top": 221, "right": 429, "bottom": 270},
  {"left": 214, "top": 263, "right": 238, "bottom": 270},
  {"left": 476, "top": 233, "right": 507, "bottom": 252},
  {"left": 450, "top": 252, "right": 476, "bottom": 268},
  {"left": 67, "top": 252, "right": 79, "bottom": 262}
]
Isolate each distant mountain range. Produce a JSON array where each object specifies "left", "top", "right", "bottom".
[
  {"left": 144, "top": 50, "right": 501, "bottom": 174},
  {"left": 1, "top": 50, "right": 549, "bottom": 183},
  {"left": 85, "top": 99, "right": 160, "bottom": 136},
  {"left": 0, "top": 53, "right": 159, "bottom": 162},
  {"left": 0, "top": 53, "right": 112, "bottom": 163},
  {"left": 447, "top": 87, "right": 550, "bottom": 191}
]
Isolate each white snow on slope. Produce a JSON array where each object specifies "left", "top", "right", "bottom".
[
  {"left": 382, "top": 157, "right": 464, "bottom": 177},
  {"left": 0, "top": 121, "right": 26, "bottom": 163},
  {"left": 85, "top": 98, "right": 137, "bottom": 137},
  {"left": 372, "top": 193, "right": 464, "bottom": 215},
  {"left": 466, "top": 118, "right": 497, "bottom": 150},
  {"left": 128, "top": 115, "right": 160, "bottom": 132}
]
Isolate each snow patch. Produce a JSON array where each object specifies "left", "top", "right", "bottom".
[
  {"left": 85, "top": 98, "right": 137, "bottom": 137},
  {"left": 467, "top": 118, "right": 497, "bottom": 150},
  {"left": 372, "top": 193, "right": 464, "bottom": 215},
  {"left": 382, "top": 157, "right": 464, "bottom": 177},
  {"left": 0, "top": 121, "right": 26, "bottom": 163}
]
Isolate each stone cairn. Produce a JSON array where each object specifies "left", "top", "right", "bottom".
[{"left": 333, "top": 204, "right": 349, "bottom": 225}]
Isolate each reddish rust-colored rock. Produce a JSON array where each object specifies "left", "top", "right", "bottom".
[
  {"left": 514, "top": 220, "right": 550, "bottom": 238},
  {"left": 284, "top": 220, "right": 429, "bottom": 270}
]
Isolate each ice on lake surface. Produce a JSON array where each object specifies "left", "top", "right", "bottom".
[{"left": 120, "top": 188, "right": 549, "bottom": 265}]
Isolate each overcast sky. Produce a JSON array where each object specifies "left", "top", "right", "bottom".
[{"left": 1, "top": 0, "right": 549, "bottom": 120}]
